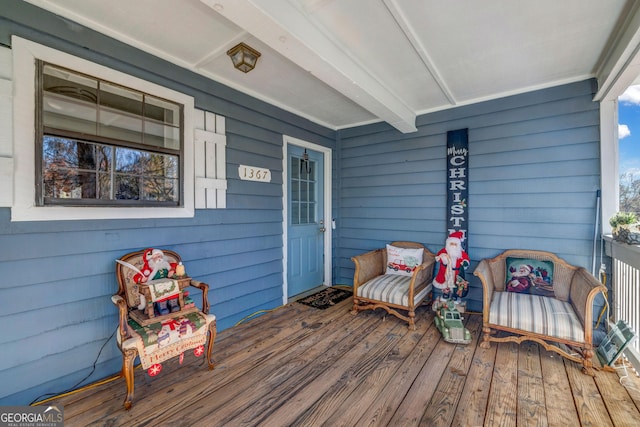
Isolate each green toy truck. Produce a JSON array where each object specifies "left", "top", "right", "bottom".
[{"left": 434, "top": 300, "right": 471, "bottom": 344}]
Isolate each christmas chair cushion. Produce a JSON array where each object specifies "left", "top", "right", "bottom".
[
  {"left": 123, "top": 311, "right": 214, "bottom": 369},
  {"left": 385, "top": 244, "right": 423, "bottom": 277},
  {"left": 505, "top": 257, "right": 555, "bottom": 297}
]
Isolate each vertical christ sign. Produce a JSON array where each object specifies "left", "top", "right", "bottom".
[{"left": 447, "top": 129, "right": 469, "bottom": 250}]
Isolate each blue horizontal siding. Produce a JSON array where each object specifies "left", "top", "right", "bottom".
[
  {"left": 0, "top": 2, "right": 334, "bottom": 405},
  {"left": 336, "top": 79, "right": 600, "bottom": 312},
  {"left": 0, "top": 0, "right": 603, "bottom": 408}
]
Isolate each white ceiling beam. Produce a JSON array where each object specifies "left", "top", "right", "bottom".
[
  {"left": 594, "top": 1, "right": 640, "bottom": 101},
  {"left": 383, "top": 0, "right": 456, "bottom": 106},
  {"left": 201, "top": 0, "right": 417, "bottom": 133}
]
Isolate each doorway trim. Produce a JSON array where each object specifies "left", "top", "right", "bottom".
[{"left": 282, "top": 135, "right": 332, "bottom": 304}]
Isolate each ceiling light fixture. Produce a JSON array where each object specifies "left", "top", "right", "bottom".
[{"left": 226, "top": 42, "right": 261, "bottom": 73}]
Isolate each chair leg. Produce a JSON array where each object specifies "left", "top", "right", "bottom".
[
  {"left": 350, "top": 299, "right": 360, "bottom": 315},
  {"left": 582, "top": 348, "right": 595, "bottom": 376},
  {"left": 122, "top": 348, "right": 137, "bottom": 410},
  {"left": 408, "top": 310, "right": 417, "bottom": 330},
  {"left": 206, "top": 320, "right": 217, "bottom": 370},
  {"left": 479, "top": 327, "right": 492, "bottom": 349}
]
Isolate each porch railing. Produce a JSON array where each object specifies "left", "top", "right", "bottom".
[{"left": 604, "top": 236, "right": 640, "bottom": 372}]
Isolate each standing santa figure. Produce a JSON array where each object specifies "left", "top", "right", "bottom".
[{"left": 433, "top": 231, "right": 470, "bottom": 300}]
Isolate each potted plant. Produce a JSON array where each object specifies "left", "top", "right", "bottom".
[{"left": 610, "top": 212, "right": 639, "bottom": 244}]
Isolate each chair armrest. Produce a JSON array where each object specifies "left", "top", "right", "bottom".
[
  {"left": 569, "top": 268, "right": 607, "bottom": 341},
  {"left": 111, "top": 295, "right": 129, "bottom": 340},
  {"left": 473, "top": 259, "right": 495, "bottom": 322},
  {"left": 412, "top": 256, "right": 436, "bottom": 286},
  {"left": 352, "top": 249, "right": 385, "bottom": 291},
  {"left": 405, "top": 256, "right": 436, "bottom": 303},
  {"left": 189, "top": 279, "right": 211, "bottom": 315}
]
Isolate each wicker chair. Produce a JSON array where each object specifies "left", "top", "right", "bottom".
[
  {"left": 474, "top": 249, "right": 606, "bottom": 374},
  {"left": 351, "top": 241, "right": 435, "bottom": 330},
  {"left": 112, "top": 248, "right": 217, "bottom": 409}
]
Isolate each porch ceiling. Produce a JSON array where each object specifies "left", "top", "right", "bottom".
[{"left": 23, "top": 0, "right": 640, "bottom": 133}]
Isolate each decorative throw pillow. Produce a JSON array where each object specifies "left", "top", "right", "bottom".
[
  {"left": 505, "top": 257, "right": 555, "bottom": 297},
  {"left": 385, "top": 244, "right": 424, "bottom": 276}
]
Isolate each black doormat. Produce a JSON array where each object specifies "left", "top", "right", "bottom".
[{"left": 296, "top": 287, "right": 352, "bottom": 310}]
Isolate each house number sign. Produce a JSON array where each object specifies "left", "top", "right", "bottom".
[
  {"left": 238, "top": 165, "right": 271, "bottom": 182},
  {"left": 447, "top": 128, "right": 469, "bottom": 250}
]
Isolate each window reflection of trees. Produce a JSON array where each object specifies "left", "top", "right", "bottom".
[{"left": 43, "top": 136, "right": 177, "bottom": 202}]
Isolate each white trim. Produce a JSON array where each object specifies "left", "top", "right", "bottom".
[
  {"left": 593, "top": 1, "right": 640, "bottom": 102},
  {"left": 600, "top": 100, "right": 619, "bottom": 235},
  {"left": 11, "top": 36, "right": 195, "bottom": 221},
  {"left": 193, "top": 110, "right": 227, "bottom": 209},
  {"left": 0, "top": 46, "right": 13, "bottom": 206},
  {"left": 282, "top": 135, "right": 332, "bottom": 305}
]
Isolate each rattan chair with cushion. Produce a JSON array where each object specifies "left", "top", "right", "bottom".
[
  {"left": 351, "top": 241, "right": 436, "bottom": 330},
  {"left": 474, "top": 249, "right": 606, "bottom": 374},
  {"left": 112, "top": 248, "right": 216, "bottom": 409}
]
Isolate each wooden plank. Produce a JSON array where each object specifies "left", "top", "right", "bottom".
[
  {"left": 484, "top": 341, "right": 519, "bottom": 426},
  {"left": 450, "top": 318, "right": 498, "bottom": 427},
  {"left": 594, "top": 366, "right": 640, "bottom": 426},
  {"left": 565, "top": 357, "right": 614, "bottom": 427},
  {"left": 215, "top": 135, "right": 227, "bottom": 208},
  {"left": 285, "top": 320, "right": 411, "bottom": 426},
  {"left": 352, "top": 313, "right": 442, "bottom": 427},
  {"left": 148, "top": 303, "right": 382, "bottom": 426},
  {"left": 299, "top": 309, "right": 436, "bottom": 426},
  {"left": 193, "top": 108, "right": 205, "bottom": 129},
  {"left": 516, "top": 341, "right": 548, "bottom": 427},
  {"left": 63, "top": 304, "right": 324, "bottom": 418},
  {"left": 60, "top": 302, "right": 310, "bottom": 416},
  {"left": 617, "top": 365, "right": 640, "bottom": 413},
  {"left": 51, "top": 300, "right": 639, "bottom": 427},
  {"left": 539, "top": 349, "right": 581, "bottom": 427},
  {"left": 386, "top": 329, "right": 458, "bottom": 425},
  {"left": 205, "top": 140, "right": 218, "bottom": 208},
  {"left": 231, "top": 313, "right": 406, "bottom": 426},
  {"left": 419, "top": 314, "right": 483, "bottom": 426}
]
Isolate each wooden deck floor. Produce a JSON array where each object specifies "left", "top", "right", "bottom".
[{"left": 56, "top": 295, "right": 640, "bottom": 426}]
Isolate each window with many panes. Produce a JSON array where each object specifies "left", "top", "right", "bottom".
[
  {"left": 290, "top": 155, "right": 317, "bottom": 225},
  {"left": 37, "top": 62, "right": 183, "bottom": 207}
]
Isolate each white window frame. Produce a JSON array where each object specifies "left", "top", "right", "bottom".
[{"left": 11, "top": 36, "right": 195, "bottom": 221}]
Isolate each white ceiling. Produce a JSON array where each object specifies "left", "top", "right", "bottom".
[{"left": 22, "top": 0, "right": 638, "bottom": 133}]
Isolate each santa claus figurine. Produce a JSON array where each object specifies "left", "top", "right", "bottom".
[
  {"left": 133, "top": 248, "right": 180, "bottom": 315},
  {"left": 133, "top": 248, "right": 177, "bottom": 284},
  {"left": 432, "top": 231, "right": 470, "bottom": 300}
]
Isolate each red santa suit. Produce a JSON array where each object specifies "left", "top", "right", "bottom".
[
  {"left": 507, "top": 264, "right": 534, "bottom": 293},
  {"left": 133, "top": 248, "right": 176, "bottom": 284},
  {"left": 133, "top": 248, "right": 154, "bottom": 284},
  {"left": 433, "top": 231, "right": 470, "bottom": 290}
]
